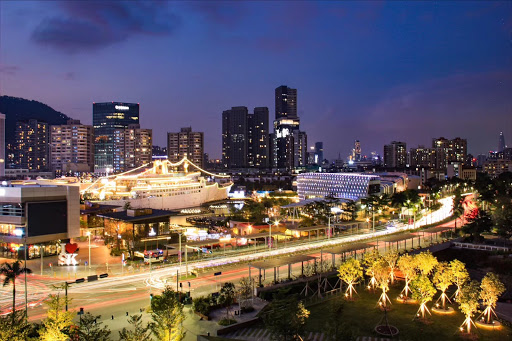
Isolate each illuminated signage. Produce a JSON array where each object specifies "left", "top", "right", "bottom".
[
  {"left": 58, "top": 243, "right": 78, "bottom": 266},
  {"left": 115, "top": 105, "right": 129, "bottom": 110}
]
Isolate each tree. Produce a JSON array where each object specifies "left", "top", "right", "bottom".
[
  {"left": 480, "top": 273, "right": 506, "bottom": 324},
  {"left": 450, "top": 259, "right": 469, "bottom": 300},
  {"left": 0, "top": 260, "right": 32, "bottom": 320},
  {"left": 363, "top": 249, "right": 381, "bottom": 290},
  {"left": 325, "top": 300, "right": 353, "bottom": 341},
  {"left": 432, "top": 262, "right": 454, "bottom": 310},
  {"left": 237, "top": 277, "right": 253, "bottom": 309},
  {"left": 414, "top": 251, "right": 438, "bottom": 276},
  {"left": 150, "top": 286, "right": 185, "bottom": 341},
  {"left": 119, "top": 314, "right": 152, "bottom": 341},
  {"left": 373, "top": 259, "right": 391, "bottom": 308},
  {"left": 217, "top": 282, "right": 236, "bottom": 320},
  {"left": 462, "top": 209, "right": 492, "bottom": 242},
  {"left": 263, "top": 294, "right": 310, "bottom": 341},
  {"left": 39, "top": 293, "right": 75, "bottom": 341},
  {"left": 458, "top": 280, "right": 480, "bottom": 334},
  {"left": 337, "top": 258, "right": 363, "bottom": 300},
  {"left": 411, "top": 275, "right": 436, "bottom": 319},
  {"left": 0, "top": 310, "right": 31, "bottom": 341},
  {"left": 397, "top": 254, "right": 417, "bottom": 299},
  {"left": 77, "top": 313, "right": 111, "bottom": 341},
  {"left": 383, "top": 249, "right": 399, "bottom": 284}
]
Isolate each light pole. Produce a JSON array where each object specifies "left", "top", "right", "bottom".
[
  {"left": 86, "top": 232, "right": 91, "bottom": 274},
  {"left": 24, "top": 234, "right": 28, "bottom": 317}
]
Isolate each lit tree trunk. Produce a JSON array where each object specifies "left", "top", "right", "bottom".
[{"left": 12, "top": 278, "right": 16, "bottom": 320}]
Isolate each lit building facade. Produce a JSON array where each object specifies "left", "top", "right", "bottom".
[
  {"left": 297, "top": 173, "right": 381, "bottom": 201},
  {"left": 50, "top": 120, "right": 94, "bottom": 174},
  {"left": 93, "top": 102, "right": 139, "bottom": 173},
  {"left": 14, "top": 119, "right": 49, "bottom": 171},
  {"left": 383, "top": 141, "right": 407, "bottom": 169},
  {"left": 272, "top": 85, "right": 307, "bottom": 170},
  {"left": 0, "top": 182, "right": 79, "bottom": 258},
  {"left": 167, "top": 127, "right": 204, "bottom": 168},
  {"left": 432, "top": 137, "right": 467, "bottom": 169},
  {"left": 113, "top": 124, "right": 152, "bottom": 172},
  {"left": 409, "top": 146, "right": 436, "bottom": 168}
]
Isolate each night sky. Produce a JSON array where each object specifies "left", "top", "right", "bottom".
[{"left": 1, "top": 1, "right": 511, "bottom": 160}]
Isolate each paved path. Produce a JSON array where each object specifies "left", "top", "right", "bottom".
[{"left": 222, "top": 328, "right": 325, "bottom": 341}]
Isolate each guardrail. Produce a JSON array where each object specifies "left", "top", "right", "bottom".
[{"left": 452, "top": 242, "right": 511, "bottom": 252}]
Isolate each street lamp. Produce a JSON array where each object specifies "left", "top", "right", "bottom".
[{"left": 267, "top": 220, "right": 279, "bottom": 251}]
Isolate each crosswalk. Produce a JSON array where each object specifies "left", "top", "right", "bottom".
[{"left": 222, "top": 328, "right": 325, "bottom": 341}]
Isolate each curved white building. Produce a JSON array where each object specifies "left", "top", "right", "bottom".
[{"left": 296, "top": 173, "right": 380, "bottom": 201}]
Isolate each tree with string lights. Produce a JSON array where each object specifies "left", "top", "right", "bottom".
[
  {"left": 479, "top": 273, "right": 505, "bottom": 325},
  {"left": 450, "top": 259, "right": 469, "bottom": 300},
  {"left": 411, "top": 275, "right": 436, "bottom": 320},
  {"left": 458, "top": 280, "right": 480, "bottom": 334},
  {"left": 373, "top": 259, "right": 392, "bottom": 309},
  {"left": 363, "top": 249, "right": 381, "bottom": 291},
  {"left": 432, "top": 262, "right": 454, "bottom": 311},
  {"left": 383, "top": 249, "right": 399, "bottom": 284},
  {"left": 337, "top": 258, "right": 363, "bottom": 300},
  {"left": 397, "top": 254, "right": 417, "bottom": 300}
]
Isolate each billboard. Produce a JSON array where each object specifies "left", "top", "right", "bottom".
[{"left": 27, "top": 201, "right": 67, "bottom": 237}]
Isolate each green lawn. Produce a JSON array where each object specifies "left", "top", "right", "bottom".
[{"left": 305, "top": 284, "right": 511, "bottom": 341}]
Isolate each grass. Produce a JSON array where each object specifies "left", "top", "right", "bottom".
[{"left": 304, "top": 283, "right": 511, "bottom": 341}]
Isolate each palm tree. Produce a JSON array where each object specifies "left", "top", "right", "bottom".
[{"left": 1, "top": 260, "right": 32, "bottom": 319}]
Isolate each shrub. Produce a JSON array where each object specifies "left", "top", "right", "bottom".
[
  {"left": 218, "top": 318, "right": 237, "bottom": 326},
  {"left": 192, "top": 296, "right": 212, "bottom": 316}
]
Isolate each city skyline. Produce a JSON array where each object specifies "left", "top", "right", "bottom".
[{"left": 1, "top": 1, "right": 511, "bottom": 159}]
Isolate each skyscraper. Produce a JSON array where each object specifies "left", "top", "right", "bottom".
[
  {"left": 275, "top": 85, "right": 297, "bottom": 119},
  {"left": 248, "top": 107, "right": 269, "bottom": 168},
  {"left": 353, "top": 140, "right": 361, "bottom": 161},
  {"left": 498, "top": 132, "right": 506, "bottom": 152},
  {"left": 314, "top": 142, "right": 324, "bottom": 164},
  {"left": 50, "top": 120, "right": 94, "bottom": 174},
  {"left": 383, "top": 141, "right": 407, "bottom": 169},
  {"left": 93, "top": 102, "right": 139, "bottom": 173},
  {"left": 113, "top": 124, "right": 152, "bottom": 172},
  {"left": 272, "top": 85, "right": 307, "bottom": 170},
  {"left": 167, "top": 127, "right": 204, "bottom": 168},
  {"left": 14, "top": 119, "right": 49, "bottom": 171},
  {"left": 222, "top": 106, "right": 270, "bottom": 169}
]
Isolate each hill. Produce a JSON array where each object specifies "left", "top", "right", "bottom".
[{"left": 0, "top": 95, "right": 71, "bottom": 145}]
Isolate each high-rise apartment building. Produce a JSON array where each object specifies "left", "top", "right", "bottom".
[
  {"left": 93, "top": 102, "right": 139, "bottom": 173},
  {"left": 113, "top": 124, "right": 152, "bottom": 173},
  {"left": 409, "top": 146, "right": 436, "bottom": 168},
  {"left": 383, "top": 141, "right": 407, "bottom": 169},
  {"left": 272, "top": 85, "right": 307, "bottom": 170},
  {"left": 222, "top": 106, "right": 270, "bottom": 169},
  {"left": 248, "top": 107, "right": 269, "bottom": 168},
  {"left": 275, "top": 85, "right": 297, "bottom": 119},
  {"left": 14, "top": 119, "right": 49, "bottom": 171},
  {"left": 432, "top": 137, "right": 467, "bottom": 169},
  {"left": 50, "top": 120, "right": 94, "bottom": 174},
  {"left": 0, "top": 113, "right": 5, "bottom": 177},
  {"left": 498, "top": 132, "right": 506, "bottom": 152},
  {"left": 167, "top": 127, "right": 204, "bottom": 168}
]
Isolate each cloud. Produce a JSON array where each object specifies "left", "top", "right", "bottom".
[
  {"left": 31, "top": 1, "right": 180, "bottom": 53},
  {"left": 365, "top": 70, "right": 512, "bottom": 153},
  {"left": 0, "top": 65, "right": 20, "bottom": 75}
]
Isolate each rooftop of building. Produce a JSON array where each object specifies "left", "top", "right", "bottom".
[{"left": 97, "top": 209, "right": 177, "bottom": 222}]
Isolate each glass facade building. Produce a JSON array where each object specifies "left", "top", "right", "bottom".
[
  {"left": 297, "top": 173, "right": 381, "bottom": 201},
  {"left": 93, "top": 102, "right": 139, "bottom": 173}
]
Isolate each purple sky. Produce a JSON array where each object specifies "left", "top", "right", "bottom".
[{"left": 1, "top": 1, "right": 511, "bottom": 160}]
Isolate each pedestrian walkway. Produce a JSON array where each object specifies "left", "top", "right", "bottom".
[{"left": 222, "top": 328, "right": 325, "bottom": 341}]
